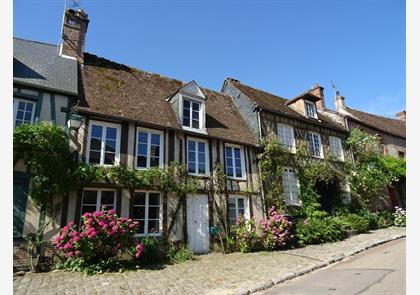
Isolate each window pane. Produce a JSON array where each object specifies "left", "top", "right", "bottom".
[
  {"left": 91, "top": 125, "right": 102, "bottom": 138},
  {"left": 89, "top": 151, "right": 101, "bottom": 164},
  {"left": 105, "top": 140, "right": 116, "bottom": 152},
  {"left": 198, "top": 152, "right": 205, "bottom": 163},
  {"left": 149, "top": 193, "right": 160, "bottom": 205},
  {"left": 137, "top": 156, "right": 147, "bottom": 168},
  {"left": 151, "top": 134, "right": 160, "bottom": 145},
  {"left": 198, "top": 142, "right": 205, "bottom": 153},
  {"left": 188, "top": 162, "right": 196, "bottom": 173},
  {"left": 82, "top": 206, "right": 97, "bottom": 214},
  {"left": 150, "top": 145, "right": 160, "bottom": 157},
  {"left": 192, "top": 102, "right": 199, "bottom": 111},
  {"left": 234, "top": 148, "right": 241, "bottom": 159},
  {"left": 26, "top": 103, "right": 33, "bottom": 112},
  {"left": 226, "top": 167, "right": 234, "bottom": 177},
  {"left": 188, "top": 140, "right": 195, "bottom": 151},
  {"left": 16, "top": 111, "right": 24, "bottom": 120},
  {"left": 192, "top": 110, "right": 199, "bottom": 120},
  {"left": 100, "top": 204, "right": 114, "bottom": 211},
  {"left": 18, "top": 101, "right": 26, "bottom": 110},
  {"left": 133, "top": 192, "right": 146, "bottom": 205},
  {"left": 235, "top": 168, "right": 242, "bottom": 178},
  {"left": 229, "top": 208, "right": 236, "bottom": 220},
  {"left": 138, "top": 143, "right": 147, "bottom": 156},
  {"left": 226, "top": 157, "right": 233, "bottom": 167},
  {"left": 90, "top": 138, "right": 101, "bottom": 151},
  {"left": 150, "top": 157, "right": 159, "bottom": 167},
  {"left": 148, "top": 207, "right": 160, "bottom": 219},
  {"left": 238, "top": 208, "right": 245, "bottom": 216},
  {"left": 137, "top": 222, "right": 145, "bottom": 235},
  {"left": 106, "top": 127, "right": 117, "bottom": 140},
  {"left": 132, "top": 207, "right": 145, "bottom": 219},
  {"left": 101, "top": 191, "right": 115, "bottom": 205},
  {"left": 183, "top": 100, "right": 190, "bottom": 109},
  {"left": 139, "top": 132, "right": 148, "bottom": 143},
  {"left": 198, "top": 163, "right": 206, "bottom": 174},
  {"left": 83, "top": 190, "right": 98, "bottom": 204},
  {"left": 188, "top": 151, "right": 195, "bottom": 162},
  {"left": 192, "top": 119, "right": 199, "bottom": 129},
  {"left": 226, "top": 147, "right": 232, "bottom": 158},
  {"left": 228, "top": 198, "right": 236, "bottom": 206},
  {"left": 24, "top": 112, "right": 32, "bottom": 121},
  {"left": 237, "top": 198, "right": 244, "bottom": 208},
  {"left": 148, "top": 220, "right": 160, "bottom": 234},
  {"left": 104, "top": 152, "right": 115, "bottom": 165},
  {"left": 235, "top": 159, "right": 242, "bottom": 169},
  {"left": 183, "top": 117, "right": 190, "bottom": 127}
]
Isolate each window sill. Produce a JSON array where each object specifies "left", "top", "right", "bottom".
[
  {"left": 182, "top": 126, "right": 208, "bottom": 135},
  {"left": 227, "top": 176, "right": 247, "bottom": 181},
  {"left": 134, "top": 233, "right": 162, "bottom": 238}
]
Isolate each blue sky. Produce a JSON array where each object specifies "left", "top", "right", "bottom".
[{"left": 14, "top": 0, "right": 405, "bottom": 117}]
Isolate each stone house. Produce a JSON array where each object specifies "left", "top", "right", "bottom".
[
  {"left": 221, "top": 79, "right": 351, "bottom": 212},
  {"left": 319, "top": 92, "right": 406, "bottom": 209}
]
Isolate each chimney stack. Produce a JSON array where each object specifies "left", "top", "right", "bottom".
[
  {"left": 60, "top": 9, "right": 89, "bottom": 64},
  {"left": 334, "top": 91, "right": 346, "bottom": 111},
  {"left": 310, "top": 83, "right": 325, "bottom": 109},
  {"left": 396, "top": 110, "right": 406, "bottom": 122},
  {"left": 226, "top": 77, "right": 240, "bottom": 83}
]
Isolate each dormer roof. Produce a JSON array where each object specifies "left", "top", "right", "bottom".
[{"left": 286, "top": 91, "right": 321, "bottom": 105}]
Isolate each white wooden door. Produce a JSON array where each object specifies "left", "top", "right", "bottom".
[{"left": 187, "top": 194, "right": 209, "bottom": 253}]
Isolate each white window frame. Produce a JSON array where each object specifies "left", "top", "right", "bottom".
[
  {"left": 180, "top": 94, "right": 206, "bottom": 132},
  {"left": 228, "top": 195, "right": 250, "bottom": 224},
  {"left": 308, "top": 131, "right": 324, "bottom": 158},
  {"left": 86, "top": 120, "right": 121, "bottom": 166},
  {"left": 187, "top": 137, "right": 210, "bottom": 176},
  {"left": 224, "top": 143, "right": 246, "bottom": 180},
  {"left": 304, "top": 100, "right": 318, "bottom": 119},
  {"left": 277, "top": 123, "right": 296, "bottom": 153},
  {"left": 131, "top": 191, "right": 162, "bottom": 237},
  {"left": 13, "top": 98, "right": 36, "bottom": 127},
  {"left": 329, "top": 136, "right": 344, "bottom": 161},
  {"left": 135, "top": 127, "right": 164, "bottom": 169},
  {"left": 81, "top": 188, "right": 117, "bottom": 213},
  {"left": 282, "top": 167, "right": 301, "bottom": 206}
]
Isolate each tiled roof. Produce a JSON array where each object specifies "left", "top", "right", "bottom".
[
  {"left": 78, "top": 53, "right": 256, "bottom": 146},
  {"left": 345, "top": 107, "right": 406, "bottom": 139},
  {"left": 13, "top": 38, "right": 78, "bottom": 95},
  {"left": 229, "top": 81, "right": 347, "bottom": 132}
]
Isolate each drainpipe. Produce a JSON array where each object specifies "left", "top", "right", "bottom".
[
  {"left": 343, "top": 115, "right": 355, "bottom": 165},
  {"left": 256, "top": 108, "right": 268, "bottom": 218}
]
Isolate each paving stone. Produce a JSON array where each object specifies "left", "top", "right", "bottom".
[{"left": 13, "top": 227, "right": 405, "bottom": 295}]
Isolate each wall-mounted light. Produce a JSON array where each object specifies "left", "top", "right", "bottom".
[{"left": 67, "top": 113, "right": 83, "bottom": 130}]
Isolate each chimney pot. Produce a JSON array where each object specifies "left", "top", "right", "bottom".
[
  {"left": 227, "top": 77, "right": 240, "bottom": 83},
  {"left": 309, "top": 83, "right": 325, "bottom": 109},
  {"left": 335, "top": 93, "right": 346, "bottom": 111}
]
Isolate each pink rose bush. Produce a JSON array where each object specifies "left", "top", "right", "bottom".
[
  {"left": 234, "top": 206, "right": 293, "bottom": 253},
  {"left": 55, "top": 209, "right": 143, "bottom": 273}
]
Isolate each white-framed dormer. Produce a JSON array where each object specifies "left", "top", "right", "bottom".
[
  {"left": 304, "top": 100, "right": 318, "bottom": 119},
  {"left": 167, "top": 81, "right": 207, "bottom": 134},
  {"left": 277, "top": 123, "right": 296, "bottom": 153},
  {"left": 186, "top": 136, "right": 210, "bottom": 176},
  {"left": 224, "top": 143, "right": 246, "bottom": 180},
  {"left": 86, "top": 120, "right": 121, "bottom": 166},
  {"left": 135, "top": 127, "right": 164, "bottom": 169}
]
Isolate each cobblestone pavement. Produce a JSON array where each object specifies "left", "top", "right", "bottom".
[{"left": 13, "top": 227, "right": 405, "bottom": 295}]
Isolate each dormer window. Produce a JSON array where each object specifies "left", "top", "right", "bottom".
[
  {"left": 305, "top": 100, "right": 317, "bottom": 119},
  {"left": 183, "top": 99, "right": 201, "bottom": 129}
]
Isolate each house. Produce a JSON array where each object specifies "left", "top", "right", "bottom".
[
  {"left": 320, "top": 91, "right": 406, "bottom": 209},
  {"left": 53, "top": 9, "right": 263, "bottom": 254},
  {"left": 221, "top": 79, "right": 351, "bottom": 212},
  {"left": 13, "top": 37, "right": 78, "bottom": 240}
]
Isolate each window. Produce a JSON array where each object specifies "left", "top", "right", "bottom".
[
  {"left": 329, "top": 136, "right": 344, "bottom": 160},
  {"left": 187, "top": 138, "right": 208, "bottom": 175},
  {"left": 87, "top": 121, "right": 121, "bottom": 165},
  {"left": 225, "top": 144, "right": 245, "bottom": 179},
  {"left": 308, "top": 132, "right": 323, "bottom": 158},
  {"left": 282, "top": 168, "right": 300, "bottom": 206},
  {"left": 277, "top": 124, "right": 296, "bottom": 152},
  {"left": 228, "top": 197, "right": 247, "bottom": 225},
  {"left": 13, "top": 99, "right": 35, "bottom": 127},
  {"left": 398, "top": 151, "right": 405, "bottom": 159},
  {"left": 183, "top": 99, "right": 201, "bottom": 129},
  {"left": 136, "top": 128, "right": 163, "bottom": 169},
  {"left": 81, "top": 189, "right": 116, "bottom": 215},
  {"left": 304, "top": 101, "right": 317, "bottom": 119},
  {"left": 130, "top": 192, "right": 161, "bottom": 236}
]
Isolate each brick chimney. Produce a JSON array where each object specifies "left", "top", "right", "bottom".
[
  {"left": 310, "top": 84, "right": 325, "bottom": 109},
  {"left": 60, "top": 9, "right": 89, "bottom": 64},
  {"left": 334, "top": 91, "right": 346, "bottom": 111},
  {"left": 396, "top": 110, "right": 406, "bottom": 122},
  {"left": 226, "top": 77, "right": 240, "bottom": 83}
]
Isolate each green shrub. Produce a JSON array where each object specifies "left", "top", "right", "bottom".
[
  {"left": 234, "top": 217, "right": 262, "bottom": 253},
  {"left": 339, "top": 214, "right": 370, "bottom": 233},
  {"left": 167, "top": 245, "right": 194, "bottom": 264},
  {"left": 295, "top": 216, "right": 345, "bottom": 246},
  {"left": 357, "top": 209, "right": 380, "bottom": 230},
  {"left": 377, "top": 211, "right": 395, "bottom": 228},
  {"left": 139, "top": 236, "right": 165, "bottom": 265}
]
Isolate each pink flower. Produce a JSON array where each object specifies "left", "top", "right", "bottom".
[
  {"left": 75, "top": 250, "right": 81, "bottom": 256},
  {"left": 108, "top": 209, "right": 116, "bottom": 215},
  {"left": 67, "top": 251, "right": 74, "bottom": 257}
]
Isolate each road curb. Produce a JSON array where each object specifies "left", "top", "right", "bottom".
[{"left": 234, "top": 232, "right": 406, "bottom": 295}]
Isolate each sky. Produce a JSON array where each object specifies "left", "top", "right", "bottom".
[{"left": 13, "top": 0, "right": 406, "bottom": 118}]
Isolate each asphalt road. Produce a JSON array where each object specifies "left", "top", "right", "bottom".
[{"left": 261, "top": 238, "right": 406, "bottom": 295}]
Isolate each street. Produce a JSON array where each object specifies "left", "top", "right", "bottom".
[{"left": 261, "top": 238, "right": 406, "bottom": 295}]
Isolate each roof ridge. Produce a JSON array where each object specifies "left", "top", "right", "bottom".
[
  {"left": 230, "top": 80, "right": 289, "bottom": 102},
  {"left": 346, "top": 106, "right": 405, "bottom": 123},
  {"left": 14, "top": 37, "right": 58, "bottom": 48}
]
